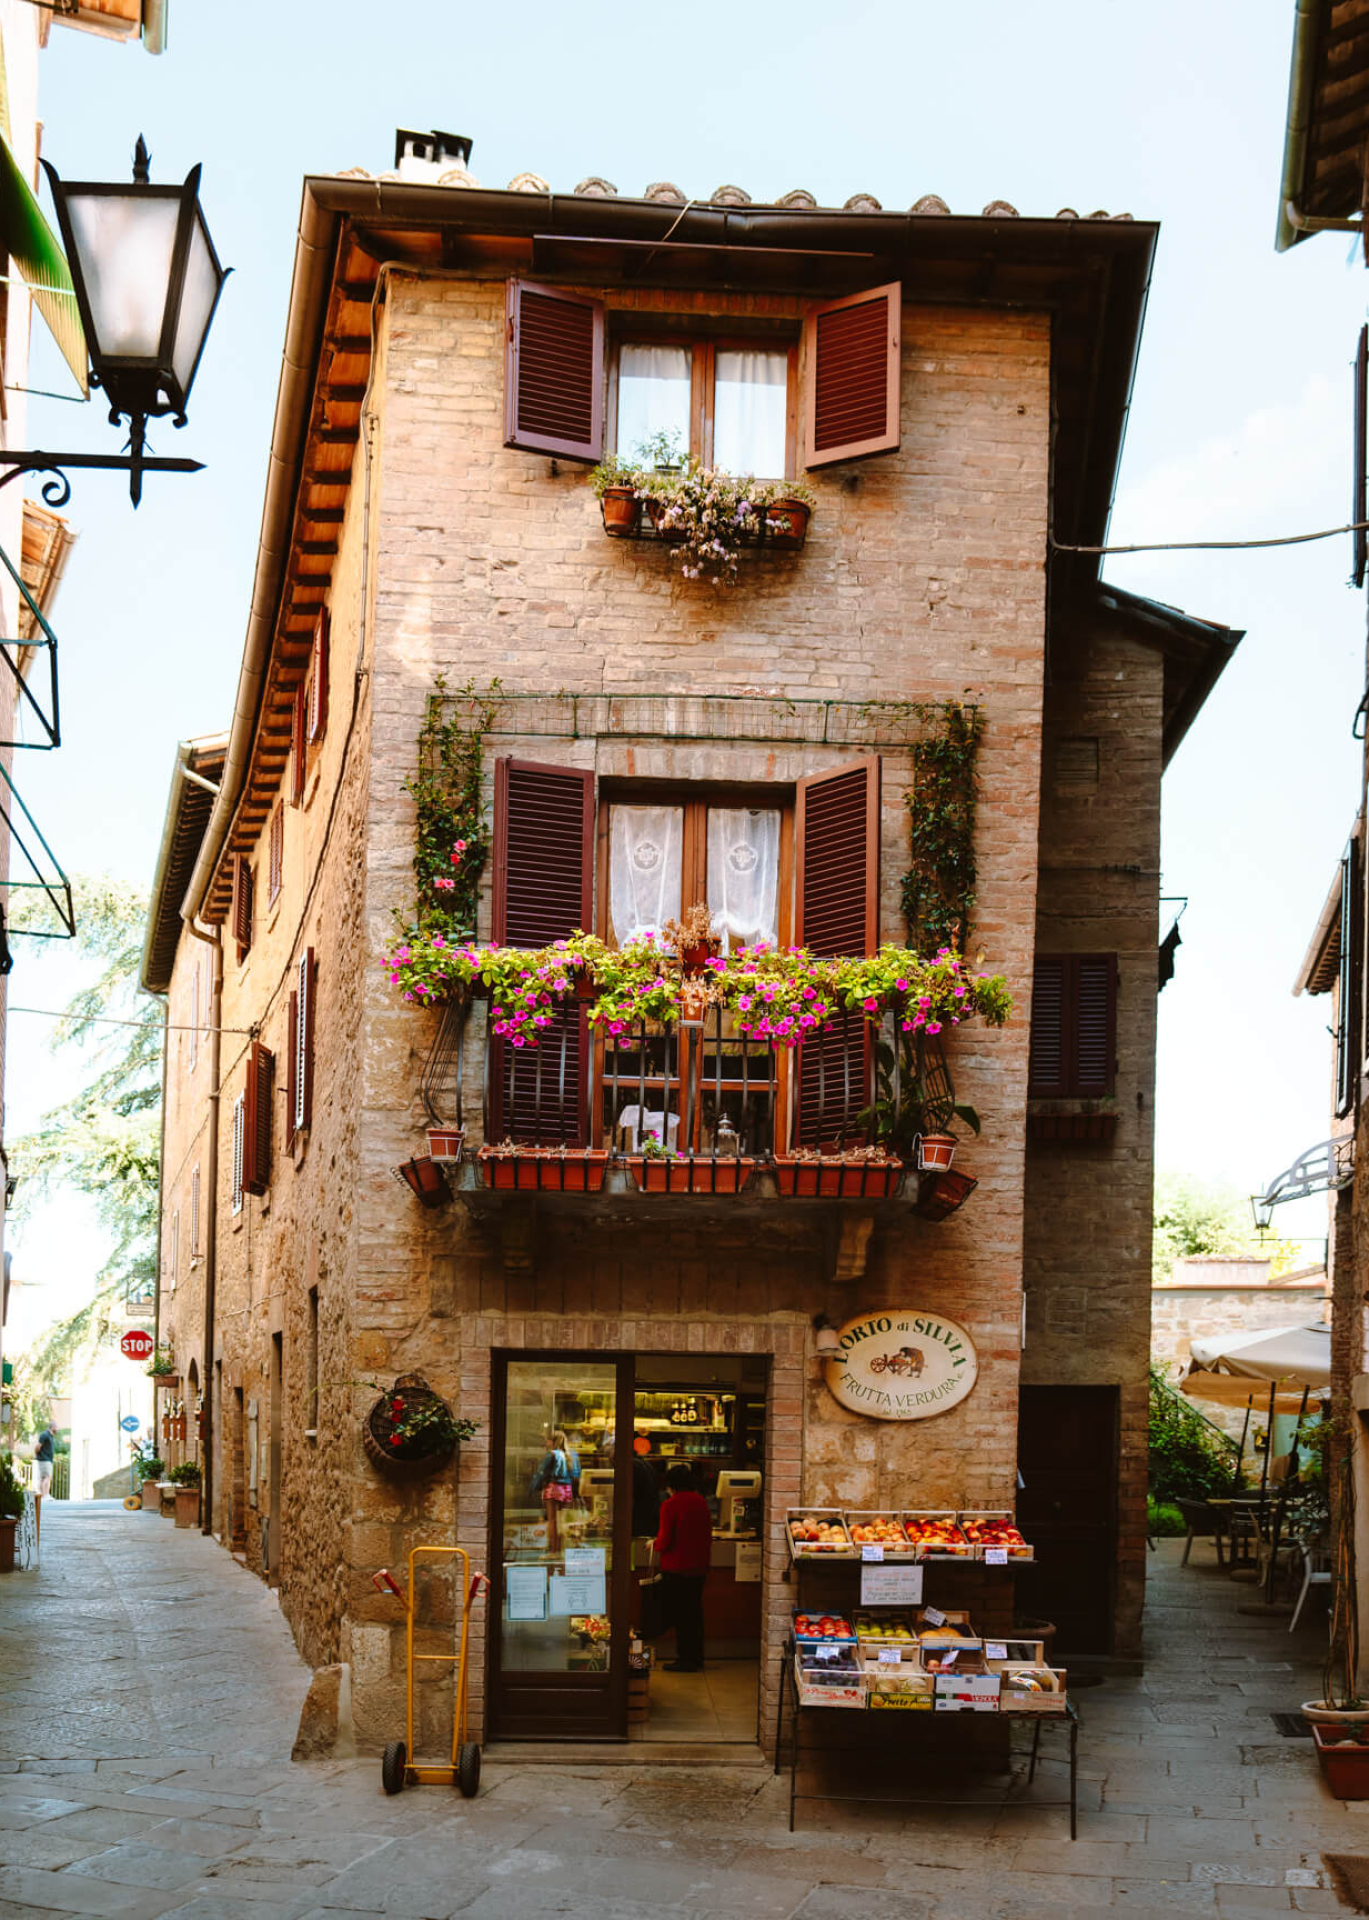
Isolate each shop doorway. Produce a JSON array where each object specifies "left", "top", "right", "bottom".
[
  {"left": 489, "top": 1351, "right": 766, "bottom": 1743},
  {"left": 1017, "top": 1383, "right": 1119, "bottom": 1653}
]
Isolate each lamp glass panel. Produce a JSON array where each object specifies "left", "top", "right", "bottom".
[
  {"left": 64, "top": 189, "right": 179, "bottom": 360},
  {"left": 172, "top": 210, "right": 218, "bottom": 394}
]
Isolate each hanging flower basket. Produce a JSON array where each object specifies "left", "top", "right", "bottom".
[
  {"left": 772, "top": 1153, "right": 903, "bottom": 1199},
  {"left": 630, "top": 1155, "right": 754, "bottom": 1195},
  {"left": 363, "top": 1372, "right": 472, "bottom": 1481},
  {"left": 426, "top": 1126, "right": 465, "bottom": 1162},
  {"left": 915, "top": 1133, "right": 957, "bottom": 1173}
]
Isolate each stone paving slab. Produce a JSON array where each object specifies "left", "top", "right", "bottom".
[{"left": 3, "top": 1506, "right": 1369, "bottom": 1916}]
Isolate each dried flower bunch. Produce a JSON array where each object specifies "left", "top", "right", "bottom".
[{"left": 592, "top": 436, "right": 815, "bottom": 584}]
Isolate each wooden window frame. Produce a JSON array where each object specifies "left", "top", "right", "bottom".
[
  {"left": 308, "top": 609, "right": 330, "bottom": 746},
  {"left": 607, "top": 332, "right": 800, "bottom": 480},
  {"left": 1338, "top": 840, "right": 1362, "bottom": 1120},
  {"left": 231, "top": 854, "right": 253, "bottom": 962}
]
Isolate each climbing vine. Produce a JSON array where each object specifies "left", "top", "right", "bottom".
[
  {"left": 402, "top": 676, "right": 503, "bottom": 939},
  {"left": 900, "top": 700, "right": 985, "bottom": 955}
]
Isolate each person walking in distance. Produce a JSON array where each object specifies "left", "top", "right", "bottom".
[
  {"left": 654, "top": 1463, "right": 711, "bottom": 1672},
  {"left": 33, "top": 1423, "right": 55, "bottom": 1499}
]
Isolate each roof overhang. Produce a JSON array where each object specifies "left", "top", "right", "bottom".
[
  {"left": 18, "top": 501, "right": 76, "bottom": 642},
  {"left": 1088, "top": 582, "right": 1243, "bottom": 767},
  {"left": 1298, "top": 859, "right": 1346, "bottom": 994},
  {"left": 1275, "top": 0, "right": 1369, "bottom": 252},
  {"left": 140, "top": 734, "right": 228, "bottom": 994},
  {"left": 182, "top": 178, "right": 1162, "bottom": 927}
]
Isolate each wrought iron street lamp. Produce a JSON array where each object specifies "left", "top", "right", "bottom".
[{"left": 1, "top": 136, "right": 227, "bottom": 506}]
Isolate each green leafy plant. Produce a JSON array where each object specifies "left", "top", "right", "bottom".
[
  {"left": 863, "top": 1027, "right": 983, "bottom": 1158},
  {"left": 168, "top": 1461, "right": 201, "bottom": 1488},
  {"left": 1147, "top": 1497, "right": 1186, "bottom": 1537},
  {"left": 588, "top": 444, "right": 816, "bottom": 584},
  {"left": 402, "top": 677, "right": 503, "bottom": 940},
  {"left": 901, "top": 701, "right": 985, "bottom": 954},
  {"left": 0, "top": 1453, "right": 24, "bottom": 1520},
  {"left": 367, "top": 1381, "right": 477, "bottom": 1460},
  {"left": 131, "top": 1440, "right": 164, "bottom": 1484},
  {"left": 1148, "top": 1364, "right": 1240, "bottom": 1503},
  {"left": 146, "top": 1348, "right": 175, "bottom": 1378}
]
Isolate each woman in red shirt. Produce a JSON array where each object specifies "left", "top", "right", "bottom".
[{"left": 654, "top": 1463, "right": 712, "bottom": 1672}]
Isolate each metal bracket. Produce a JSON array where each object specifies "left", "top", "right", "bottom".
[
  {"left": 0, "top": 758, "right": 74, "bottom": 938},
  {"left": 1251, "top": 1134, "right": 1355, "bottom": 1228},
  {"left": 0, "top": 533, "right": 60, "bottom": 748}
]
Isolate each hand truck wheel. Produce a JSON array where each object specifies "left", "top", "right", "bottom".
[
  {"left": 381, "top": 1740, "right": 407, "bottom": 1795},
  {"left": 457, "top": 1742, "right": 481, "bottom": 1799}
]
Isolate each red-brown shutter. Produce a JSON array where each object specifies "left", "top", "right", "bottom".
[
  {"left": 285, "top": 991, "right": 299, "bottom": 1151},
  {"left": 243, "top": 1042, "right": 274, "bottom": 1196},
  {"left": 504, "top": 280, "right": 605, "bottom": 462},
  {"left": 794, "top": 757, "right": 881, "bottom": 1147},
  {"left": 1028, "top": 954, "right": 1116, "bottom": 1099},
  {"left": 269, "top": 803, "right": 284, "bottom": 906},
  {"left": 491, "top": 757, "right": 595, "bottom": 1143},
  {"left": 291, "top": 680, "right": 307, "bottom": 806},
  {"left": 230, "top": 854, "right": 253, "bottom": 957},
  {"left": 308, "top": 610, "right": 329, "bottom": 744},
  {"left": 231, "top": 1096, "right": 245, "bottom": 1215},
  {"left": 296, "top": 947, "right": 315, "bottom": 1135},
  {"left": 804, "top": 282, "right": 902, "bottom": 469}
]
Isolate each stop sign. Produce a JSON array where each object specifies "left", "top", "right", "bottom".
[{"left": 120, "top": 1329, "right": 154, "bottom": 1362}]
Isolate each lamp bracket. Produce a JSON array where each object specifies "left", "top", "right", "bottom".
[
  {"left": 0, "top": 445, "right": 202, "bottom": 509},
  {"left": 1251, "top": 1134, "right": 1356, "bottom": 1223}
]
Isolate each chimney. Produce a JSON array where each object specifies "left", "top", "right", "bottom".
[{"left": 394, "top": 129, "right": 473, "bottom": 183}]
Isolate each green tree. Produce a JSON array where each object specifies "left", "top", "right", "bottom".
[
  {"left": 8, "top": 877, "right": 161, "bottom": 1432},
  {"left": 1153, "top": 1170, "right": 1302, "bottom": 1283}
]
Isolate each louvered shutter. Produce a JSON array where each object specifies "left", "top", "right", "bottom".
[
  {"left": 1029, "top": 954, "right": 1116, "bottom": 1100},
  {"left": 804, "top": 282, "right": 902, "bottom": 469},
  {"left": 291, "top": 679, "right": 307, "bottom": 806},
  {"left": 794, "top": 758, "right": 881, "bottom": 1146},
  {"left": 286, "top": 991, "right": 299, "bottom": 1151},
  {"left": 269, "top": 803, "right": 284, "bottom": 906},
  {"left": 191, "top": 1165, "right": 201, "bottom": 1258},
  {"left": 230, "top": 854, "right": 253, "bottom": 956},
  {"left": 231, "top": 1095, "right": 245, "bottom": 1215},
  {"left": 491, "top": 758, "right": 594, "bottom": 1144},
  {"left": 243, "top": 1042, "right": 274, "bottom": 1196},
  {"left": 1027, "top": 957, "right": 1067, "bottom": 1097},
  {"left": 1339, "top": 843, "right": 1362, "bottom": 1119},
  {"left": 504, "top": 280, "right": 605, "bottom": 462},
  {"left": 295, "top": 948, "right": 315, "bottom": 1135},
  {"left": 1074, "top": 957, "right": 1115, "bottom": 1097},
  {"left": 1355, "top": 326, "right": 1367, "bottom": 593},
  {"left": 308, "top": 609, "right": 330, "bottom": 744}
]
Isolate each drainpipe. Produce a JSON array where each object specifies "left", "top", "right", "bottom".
[
  {"left": 1276, "top": 0, "right": 1336, "bottom": 253},
  {"left": 184, "top": 917, "right": 222, "bottom": 1536}
]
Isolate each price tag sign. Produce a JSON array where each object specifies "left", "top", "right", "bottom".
[
  {"left": 860, "top": 1563, "right": 923, "bottom": 1606},
  {"left": 861, "top": 1542, "right": 884, "bottom": 1562},
  {"left": 878, "top": 1648, "right": 903, "bottom": 1666},
  {"left": 814, "top": 1645, "right": 840, "bottom": 1662},
  {"left": 986, "top": 1641, "right": 1008, "bottom": 1662},
  {"left": 939, "top": 1647, "right": 959, "bottom": 1669},
  {"left": 984, "top": 1547, "right": 1009, "bottom": 1566},
  {"left": 923, "top": 1606, "right": 946, "bottom": 1627}
]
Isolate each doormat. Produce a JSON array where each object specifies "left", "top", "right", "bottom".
[
  {"left": 1271, "top": 1712, "right": 1312, "bottom": 1737},
  {"left": 1324, "top": 1855, "right": 1369, "bottom": 1911}
]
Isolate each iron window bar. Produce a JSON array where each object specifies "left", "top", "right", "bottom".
[
  {"left": 0, "top": 757, "right": 75, "bottom": 938},
  {"left": 0, "top": 533, "right": 60, "bottom": 749}
]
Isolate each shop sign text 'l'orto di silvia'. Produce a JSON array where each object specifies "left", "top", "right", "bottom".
[{"left": 824, "top": 1311, "right": 979, "bottom": 1421}]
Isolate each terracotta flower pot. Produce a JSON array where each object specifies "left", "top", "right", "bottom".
[
  {"left": 174, "top": 1486, "right": 201, "bottom": 1529},
  {"left": 680, "top": 941, "right": 719, "bottom": 972},
  {"left": 0, "top": 1516, "right": 16, "bottom": 1573},
  {"left": 140, "top": 1480, "right": 160, "bottom": 1511},
  {"left": 765, "top": 499, "right": 811, "bottom": 547},
  {"left": 916, "top": 1133, "right": 957, "bottom": 1173},
  {"left": 601, "top": 486, "right": 641, "bottom": 536},
  {"left": 1315, "top": 1723, "right": 1369, "bottom": 1797},
  {"left": 426, "top": 1126, "right": 465, "bottom": 1163}
]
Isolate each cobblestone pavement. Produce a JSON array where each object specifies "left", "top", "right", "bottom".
[{"left": 1, "top": 1503, "right": 1367, "bottom": 1918}]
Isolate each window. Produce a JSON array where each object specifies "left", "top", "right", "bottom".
[
  {"left": 231, "top": 1095, "right": 245, "bottom": 1215},
  {"left": 613, "top": 339, "right": 794, "bottom": 478},
  {"left": 306, "top": 1285, "right": 319, "bottom": 1432},
  {"left": 1028, "top": 954, "right": 1117, "bottom": 1099},
  {"left": 288, "top": 949, "right": 315, "bottom": 1143},
  {"left": 243, "top": 1042, "right": 274, "bottom": 1195},
  {"left": 269, "top": 802, "right": 284, "bottom": 907},
  {"left": 308, "top": 609, "right": 329, "bottom": 745},
  {"left": 202, "top": 950, "right": 212, "bottom": 1042},
  {"left": 291, "top": 679, "right": 307, "bottom": 807},
  {"left": 231, "top": 854, "right": 253, "bottom": 961},
  {"left": 1337, "top": 841, "right": 1362, "bottom": 1119},
  {"left": 190, "top": 1165, "right": 201, "bottom": 1259},
  {"left": 605, "top": 801, "right": 783, "bottom": 952}
]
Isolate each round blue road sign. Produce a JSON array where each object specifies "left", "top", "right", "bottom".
[{"left": 120, "top": 1415, "right": 140, "bottom": 1432}]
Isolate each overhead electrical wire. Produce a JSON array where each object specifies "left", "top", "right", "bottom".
[
  {"left": 1051, "top": 519, "right": 1369, "bottom": 556},
  {"left": 7, "top": 1005, "right": 252, "bottom": 1035}
]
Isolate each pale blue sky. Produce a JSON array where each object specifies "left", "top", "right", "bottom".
[{"left": 7, "top": 1, "right": 1360, "bottom": 1299}]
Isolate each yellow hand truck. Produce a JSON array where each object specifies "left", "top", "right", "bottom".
[{"left": 373, "top": 1547, "right": 489, "bottom": 1798}]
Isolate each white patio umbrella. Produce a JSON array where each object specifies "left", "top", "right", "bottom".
[{"left": 1186, "top": 1321, "right": 1330, "bottom": 1389}]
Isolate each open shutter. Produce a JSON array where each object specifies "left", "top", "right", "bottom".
[
  {"left": 296, "top": 948, "right": 315, "bottom": 1135},
  {"left": 269, "top": 803, "right": 284, "bottom": 906},
  {"left": 1338, "top": 843, "right": 1362, "bottom": 1119},
  {"left": 308, "top": 609, "right": 330, "bottom": 744},
  {"left": 1355, "top": 325, "right": 1367, "bottom": 593},
  {"left": 243, "top": 1042, "right": 274, "bottom": 1196},
  {"left": 804, "top": 282, "right": 901, "bottom": 469},
  {"left": 1027, "top": 957, "right": 1067, "bottom": 1097},
  {"left": 1028, "top": 954, "right": 1116, "bottom": 1099},
  {"left": 491, "top": 757, "right": 594, "bottom": 1143},
  {"left": 230, "top": 854, "right": 253, "bottom": 957},
  {"left": 794, "top": 757, "right": 881, "bottom": 1146},
  {"left": 504, "top": 280, "right": 605, "bottom": 462},
  {"left": 231, "top": 1095, "right": 245, "bottom": 1215},
  {"left": 285, "top": 991, "right": 299, "bottom": 1151},
  {"left": 291, "top": 679, "right": 307, "bottom": 806}
]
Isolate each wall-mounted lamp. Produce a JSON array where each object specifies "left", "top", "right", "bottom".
[
  {"left": 394, "top": 1155, "right": 449, "bottom": 1209},
  {"left": 813, "top": 1315, "right": 841, "bottom": 1363}
]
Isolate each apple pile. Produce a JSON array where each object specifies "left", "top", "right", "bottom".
[
  {"left": 788, "top": 1515, "right": 851, "bottom": 1552},
  {"left": 902, "top": 1514, "right": 971, "bottom": 1555},
  {"left": 855, "top": 1613, "right": 916, "bottom": 1642},
  {"left": 793, "top": 1612, "right": 853, "bottom": 1640},
  {"left": 848, "top": 1516, "right": 911, "bottom": 1551},
  {"left": 960, "top": 1515, "right": 1030, "bottom": 1556}
]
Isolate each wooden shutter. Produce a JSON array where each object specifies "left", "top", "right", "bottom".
[
  {"left": 269, "top": 803, "right": 284, "bottom": 906},
  {"left": 231, "top": 1095, "right": 245, "bottom": 1215},
  {"left": 1028, "top": 954, "right": 1117, "bottom": 1099},
  {"left": 308, "top": 609, "right": 330, "bottom": 744},
  {"left": 291, "top": 679, "right": 307, "bottom": 806},
  {"left": 1355, "top": 325, "right": 1367, "bottom": 593},
  {"left": 190, "top": 1165, "right": 201, "bottom": 1257},
  {"left": 1337, "top": 844, "right": 1361, "bottom": 1119},
  {"left": 230, "top": 854, "right": 253, "bottom": 957},
  {"left": 491, "top": 758, "right": 595, "bottom": 1143},
  {"left": 804, "top": 282, "right": 901, "bottom": 469},
  {"left": 504, "top": 280, "right": 605, "bottom": 462},
  {"left": 286, "top": 991, "right": 299, "bottom": 1151},
  {"left": 794, "top": 757, "right": 881, "bottom": 1146},
  {"left": 243, "top": 1042, "right": 274, "bottom": 1196},
  {"left": 295, "top": 948, "right": 315, "bottom": 1136}
]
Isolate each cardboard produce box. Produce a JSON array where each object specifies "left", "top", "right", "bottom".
[{"left": 934, "top": 1671, "right": 1002, "bottom": 1713}]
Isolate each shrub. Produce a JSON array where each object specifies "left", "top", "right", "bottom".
[
  {"left": 168, "top": 1461, "right": 201, "bottom": 1488},
  {"left": 0, "top": 1453, "right": 23, "bottom": 1520},
  {"left": 1148, "top": 1364, "right": 1238, "bottom": 1502},
  {"left": 1147, "top": 1498, "right": 1187, "bottom": 1537}
]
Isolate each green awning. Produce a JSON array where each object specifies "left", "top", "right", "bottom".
[{"left": 0, "top": 130, "right": 88, "bottom": 396}]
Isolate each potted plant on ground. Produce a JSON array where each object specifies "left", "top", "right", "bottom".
[
  {"left": 1302, "top": 1419, "right": 1367, "bottom": 1735},
  {"left": 135, "top": 1445, "right": 165, "bottom": 1511},
  {"left": 362, "top": 1373, "right": 478, "bottom": 1481},
  {"left": 0, "top": 1452, "right": 24, "bottom": 1572},
  {"left": 169, "top": 1460, "right": 202, "bottom": 1529}
]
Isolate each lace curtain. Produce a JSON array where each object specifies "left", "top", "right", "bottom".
[
  {"left": 707, "top": 808, "right": 780, "bottom": 952},
  {"left": 713, "top": 350, "right": 788, "bottom": 478},
  {"left": 617, "top": 344, "right": 691, "bottom": 463},
  {"left": 609, "top": 805, "right": 683, "bottom": 946}
]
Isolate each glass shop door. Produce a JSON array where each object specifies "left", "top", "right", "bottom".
[{"left": 490, "top": 1355, "right": 634, "bottom": 1740}]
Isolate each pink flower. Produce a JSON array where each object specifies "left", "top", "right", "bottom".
[
  {"left": 895, "top": 978, "right": 909, "bottom": 992},
  {"left": 862, "top": 997, "right": 879, "bottom": 1013},
  {"left": 432, "top": 936, "right": 445, "bottom": 948},
  {"left": 738, "top": 995, "right": 753, "bottom": 1011},
  {"left": 434, "top": 877, "right": 455, "bottom": 892},
  {"left": 917, "top": 996, "right": 932, "bottom": 1009},
  {"left": 926, "top": 1021, "right": 942, "bottom": 1035},
  {"left": 802, "top": 985, "right": 816, "bottom": 1000}
]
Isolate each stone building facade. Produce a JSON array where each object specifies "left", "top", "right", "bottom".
[{"left": 143, "top": 152, "right": 1236, "bottom": 1752}]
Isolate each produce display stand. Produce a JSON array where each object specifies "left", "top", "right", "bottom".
[{"left": 774, "top": 1649, "right": 1079, "bottom": 1837}]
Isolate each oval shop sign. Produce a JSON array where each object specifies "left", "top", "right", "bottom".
[{"left": 824, "top": 1310, "right": 978, "bottom": 1421}]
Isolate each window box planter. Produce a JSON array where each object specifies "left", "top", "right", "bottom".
[
  {"left": 173, "top": 1487, "right": 201, "bottom": 1529},
  {"left": 1314, "top": 1723, "right": 1369, "bottom": 1798},
  {"left": 426, "top": 1126, "right": 465, "bottom": 1163},
  {"left": 629, "top": 1155, "right": 754, "bottom": 1195},
  {"left": 772, "top": 1156, "right": 903, "bottom": 1199},
  {"left": 644, "top": 499, "right": 688, "bottom": 544},
  {"left": 478, "top": 1147, "right": 609, "bottom": 1193},
  {"left": 150, "top": 1373, "right": 180, "bottom": 1391},
  {"left": 600, "top": 487, "right": 641, "bottom": 537}
]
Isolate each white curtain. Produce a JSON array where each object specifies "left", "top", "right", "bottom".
[
  {"left": 617, "top": 344, "right": 691, "bottom": 463},
  {"left": 708, "top": 808, "right": 780, "bottom": 952},
  {"left": 713, "top": 350, "right": 787, "bottom": 478},
  {"left": 610, "top": 806, "right": 683, "bottom": 946}
]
